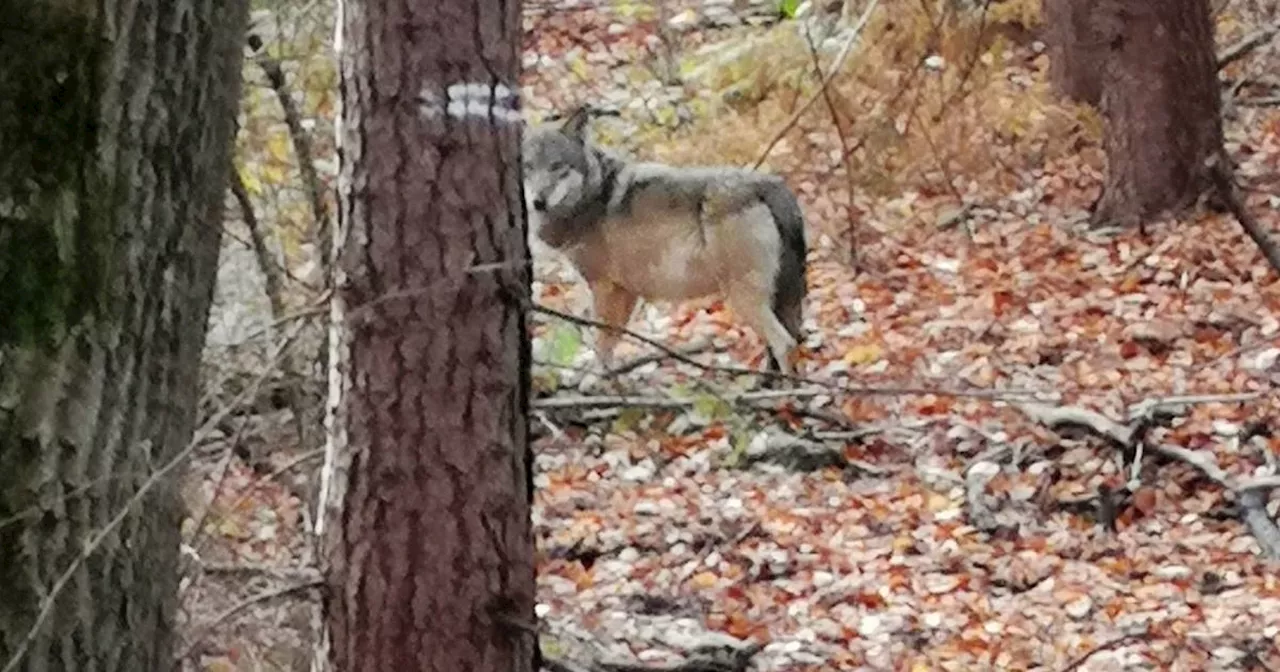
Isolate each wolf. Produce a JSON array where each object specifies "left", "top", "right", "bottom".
[{"left": 522, "top": 105, "right": 809, "bottom": 376}]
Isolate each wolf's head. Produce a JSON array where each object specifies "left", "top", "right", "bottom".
[{"left": 521, "top": 105, "right": 603, "bottom": 217}]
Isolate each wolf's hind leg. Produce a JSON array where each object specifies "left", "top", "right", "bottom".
[
  {"left": 726, "top": 286, "right": 797, "bottom": 376},
  {"left": 589, "top": 281, "right": 638, "bottom": 370}
]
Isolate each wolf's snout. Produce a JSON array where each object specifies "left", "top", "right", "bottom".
[{"left": 532, "top": 196, "right": 548, "bottom": 212}]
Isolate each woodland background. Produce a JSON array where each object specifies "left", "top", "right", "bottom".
[{"left": 178, "top": 0, "right": 1280, "bottom": 669}]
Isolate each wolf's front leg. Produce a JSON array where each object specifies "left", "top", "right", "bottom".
[{"left": 589, "top": 280, "right": 638, "bottom": 371}]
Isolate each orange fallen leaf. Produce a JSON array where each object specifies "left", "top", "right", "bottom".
[{"left": 1131, "top": 487, "right": 1159, "bottom": 516}]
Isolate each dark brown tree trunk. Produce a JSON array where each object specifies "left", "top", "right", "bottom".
[
  {"left": 0, "top": 1, "right": 248, "bottom": 670},
  {"left": 318, "top": 0, "right": 534, "bottom": 670},
  {"left": 1042, "top": 0, "right": 1103, "bottom": 105},
  {"left": 1088, "top": 0, "right": 1225, "bottom": 227}
]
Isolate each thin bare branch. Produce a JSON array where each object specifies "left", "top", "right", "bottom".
[
  {"left": 1017, "top": 400, "right": 1280, "bottom": 560},
  {"left": 533, "top": 387, "right": 830, "bottom": 411},
  {"left": 602, "top": 341, "right": 719, "bottom": 377},
  {"left": 229, "top": 164, "right": 287, "bottom": 319},
  {"left": 1056, "top": 631, "right": 1148, "bottom": 672},
  {"left": 801, "top": 22, "right": 862, "bottom": 265},
  {"left": 175, "top": 579, "right": 322, "bottom": 663},
  {"left": 196, "top": 562, "right": 321, "bottom": 580},
  {"left": 530, "top": 303, "right": 1047, "bottom": 400},
  {"left": 750, "top": 0, "right": 881, "bottom": 171},
  {"left": 1217, "top": 20, "right": 1280, "bottom": 71},
  {"left": 247, "top": 33, "right": 333, "bottom": 287},
  {"left": 1209, "top": 153, "right": 1280, "bottom": 277}
]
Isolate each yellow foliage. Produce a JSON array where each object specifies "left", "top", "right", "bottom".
[
  {"left": 624, "top": 0, "right": 1091, "bottom": 234},
  {"left": 843, "top": 343, "right": 883, "bottom": 366},
  {"left": 261, "top": 162, "right": 288, "bottom": 187},
  {"left": 568, "top": 55, "right": 590, "bottom": 82},
  {"left": 239, "top": 166, "right": 264, "bottom": 197},
  {"left": 988, "top": 0, "right": 1043, "bottom": 28},
  {"left": 266, "top": 132, "right": 291, "bottom": 164}
]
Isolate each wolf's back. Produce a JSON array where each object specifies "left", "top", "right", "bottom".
[{"left": 755, "top": 177, "right": 807, "bottom": 342}]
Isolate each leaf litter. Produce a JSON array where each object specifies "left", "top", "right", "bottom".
[
  {"left": 523, "top": 1, "right": 1280, "bottom": 670},
  {"left": 181, "top": 0, "right": 1280, "bottom": 669}
]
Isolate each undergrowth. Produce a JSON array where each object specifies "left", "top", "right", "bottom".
[{"left": 607, "top": 0, "right": 1106, "bottom": 240}]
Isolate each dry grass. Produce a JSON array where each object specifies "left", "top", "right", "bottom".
[{"left": 598, "top": 0, "right": 1107, "bottom": 241}]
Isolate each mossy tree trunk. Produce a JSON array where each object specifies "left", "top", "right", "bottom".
[
  {"left": 316, "top": 0, "right": 536, "bottom": 670},
  {"left": 0, "top": 1, "right": 248, "bottom": 670}
]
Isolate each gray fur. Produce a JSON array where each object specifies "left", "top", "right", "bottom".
[{"left": 522, "top": 106, "right": 809, "bottom": 375}]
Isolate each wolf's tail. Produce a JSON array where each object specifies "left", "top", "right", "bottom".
[{"left": 757, "top": 177, "right": 808, "bottom": 369}]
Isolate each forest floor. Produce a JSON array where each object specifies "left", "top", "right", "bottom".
[{"left": 180, "top": 1, "right": 1280, "bottom": 670}]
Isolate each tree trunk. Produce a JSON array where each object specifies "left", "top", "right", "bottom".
[
  {"left": 318, "top": 0, "right": 535, "bottom": 670},
  {"left": 0, "top": 1, "right": 248, "bottom": 671},
  {"left": 1088, "top": 0, "right": 1225, "bottom": 227},
  {"left": 1042, "top": 0, "right": 1103, "bottom": 105}
]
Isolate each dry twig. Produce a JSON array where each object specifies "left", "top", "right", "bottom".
[
  {"left": 1217, "top": 19, "right": 1280, "bottom": 71},
  {"left": 175, "top": 579, "right": 322, "bottom": 663},
  {"left": 229, "top": 165, "right": 287, "bottom": 318},
  {"left": 1208, "top": 153, "right": 1280, "bottom": 276},
  {"left": 531, "top": 303, "right": 1047, "bottom": 400},
  {"left": 1055, "top": 631, "right": 1147, "bottom": 672},
  {"left": 750, "top": 0, "right": 881, "bottom": 171},
  {"left": 800, "top": 23, "right": 862, "bottom": 264},
  {"left": 603, "top": 341, "right": 719, "bottom": 377},
  {"left": 246, "top": 32, "right": 333, "bottom": 285}
]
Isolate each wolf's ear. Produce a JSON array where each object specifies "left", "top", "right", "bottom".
[{"left": 560, "top": 104, "right": 593, "bottom": 140}]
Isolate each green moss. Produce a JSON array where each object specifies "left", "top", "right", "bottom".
[{"left": 0, "top": 3, "right": 109, "bottom": 351}]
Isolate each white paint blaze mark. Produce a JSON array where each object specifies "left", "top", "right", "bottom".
[{"left": 417, "top": 81, "right": 522, "bottom": 123}]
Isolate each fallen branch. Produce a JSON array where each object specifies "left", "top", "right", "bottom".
[
  {"left": 534, "top": 387, "right": 862, "bottom": 439},
  {"left": 197, "top": 562, "right": 321, "bottom": 581},
  {"left": 534, "top": 387, "right": 830, "bottom": 411},
  {"left": 1217, "top": 19, "right": 1280, "bottom": 71},
  {"left": 1015, "top": 402, "right": 1139, "bottom": 446},
  {"left": 603, "top": 341, "right": 719, "bottom": 377},
  {"left": 1129, "top": 391, "right": 1263, "bottom": 414},
  {"left": 1056, "top": 631, "right": 1147, "bottom": 672},
  {"left": 530, "top": 303, "right": 1048, "bottom": 400},
  {"left": 1016, "top": 401, "right": 1280, "bottom": 560},
  {"left": 1208, "top": 153, "right": 1280, "bottom": 277},
  {"left": 1239, "top": 95, "right": 1280, "bottom": 107},
  {"left": 543, "top": 636, "right": 763, "bottom": 672},
  {"left": 534, "top": 394, "right": 691, "bottom": 411}
]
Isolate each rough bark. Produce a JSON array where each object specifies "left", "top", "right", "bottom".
[
  {"left": 318, "top": 0, "right": 535, "bottom": 670},
  {"left": 1087, "top": 0, "right": 1225, "bottom": 228},
  {"left": 1042, "top": 0, "right": 1103, "bottom": 105},
  {"left": 0, "top": 1, "right": 248, "bottom": 671}
]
